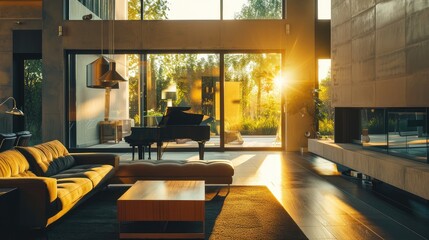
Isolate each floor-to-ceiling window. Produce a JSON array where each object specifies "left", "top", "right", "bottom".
[
  {"left": 317, "top": 59, "right": 333, "bottom": 139},
  {"left": 66, "top": 0, "right": 285, "bottom": 151},
  {"left": 68, "top": 52, "right": 284, "bottom": 150},
  {"left": 224, "top": 53, "right": 282, "bottom": 148},
  {"left": 145, "top": 53, "right": 221, "bottom": 148},
  {"left": 68, "top": 53, "right": 129, "bottom": 148}
]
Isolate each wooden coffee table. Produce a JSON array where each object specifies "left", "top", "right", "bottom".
[{"left": 117, "top": 180, "right": 205, "bottom": 239}]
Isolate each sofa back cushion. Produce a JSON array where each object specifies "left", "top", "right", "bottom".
[
  {"left": 0, "top": 149, "right": 36, "bottom": 177},
  {"left": 16, "top": 140, "right": 75, "bottom": 177}
]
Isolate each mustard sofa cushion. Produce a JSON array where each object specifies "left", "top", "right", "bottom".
[
  {"left": 0, "top": 149, "right": 36, "bottom": 177},
  {"left": 52, "top": 164, "right": 114, "bottom": 187},
  {"left": 55, "top": 177, "right": 93, "bottom": 211},
  {"left": 16, "top": 140, "right": 75, "bottom": 177}
]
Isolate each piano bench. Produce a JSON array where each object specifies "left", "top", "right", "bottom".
[{"left": 110, "top": 159, "right": 234, "bottom": 185}]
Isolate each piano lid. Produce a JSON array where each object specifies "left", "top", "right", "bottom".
[{"left": 158, "top": 107, "right": 203, "bottom": 126}]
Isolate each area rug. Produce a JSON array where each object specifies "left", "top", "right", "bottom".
[{"left": 46, "top": 185, "right": 308, "bottom": 240}]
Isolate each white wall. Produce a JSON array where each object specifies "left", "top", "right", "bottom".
[{"left": 75, "top": 54, "right": 128, "bottom": 147}]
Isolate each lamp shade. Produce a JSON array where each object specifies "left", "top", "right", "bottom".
[
  {"left": 98, "top": 61, "right": 127, "bottom": 82},
  {"left": 0, "top": 97, "right": 24, "bottom": 116},
  {"left": 86, "top": 56, "right": 119, "bottom": 89},
  {"left": 6, "top": 107, "right": 24, "bottom": 116}
]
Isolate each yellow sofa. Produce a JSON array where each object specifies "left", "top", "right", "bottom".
[{"left": 0, "top": 140, "right": 119, "bottom": 229}]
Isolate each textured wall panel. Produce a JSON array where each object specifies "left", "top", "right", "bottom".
[
  {"left": 406, "top": 71, "right": 429, "bottom": 106},
  {"left": 376, "top": 51, "right": 406, "bottom": 78},
  {"left": 335, "top": 42, "right": 352, "bottom": 65},
  {"left": 375, "top": 77, "right": 406, "bottom": 106},
  {"left": 351, "top": 82, "right": 375, "bottom": 106},
  {"left": 406, "top": 0, "right": 429, "bottom": 14},
  {"left": 406, "top": 40, "right": 429, "bottom": 73},
  {"left": 376, "top": 0, "right": 406, "bottom": 29},
  {"left": 335, "top": 65, "right": 352, "bottom": 85},
  {"left": 332, "top": 21, "right": 351, "bottom": 47},
  {"left": 352, "top": 8, "right": 375, "bottom": 38},
  {"left": 352, "top": 33, "right": 375, "bottom": 62},
  {"left": 332, "top": 0, "right": 351, "bottom": 27},
  {"left": 332, "top": 84, "right": 352, "bottom": 106},
  {"left": 406, "top": 7, "right": 429, "bottom": 44},
  {"left": 352, "top": 59, "right": 375, "bottom": 83},
  {"left": 376, "top": 19, "right": 406, "bottom": 55},
  {"left": 351, "top": 0, "right": 375, "bottom": 17}
]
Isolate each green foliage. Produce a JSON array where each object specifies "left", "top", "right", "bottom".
[
  {"left": 127, "top": 54, "right": 141, "bottom": 124},
  {"left": 127, "top": 0, "right": 141, "bottom": 20},
  {"left": 225, "top": 53, "right": 281, "bottom": 119},
  {"left": 236, "top": 0, "right": 282, "bottom": 19},
  {"left": 368, "top": 117, "right": 384, "bottom": 133},
  {"left": 125, "top": 0, "right": 282, "bottom": 136},
  {"left": 24, "top": 59, "right": 43, "bottom": 145},
  {"left": 127, "top": 0, "right": 169, "bottom": 20},
  {"left": 318, "top": 118, "right": 334, "bottom": 136},
  {"left": 240, "top": 113, "right": 279, "bottom": 135},
  {"left": 143, "top": 0, "right": 169, "bottom": 20},
  {"left": 317, "top": 71, "right": 334, "bottom": 137}
]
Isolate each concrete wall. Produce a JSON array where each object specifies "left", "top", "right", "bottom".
[
  {"left": 331, "top": 0, "right": 429, "bottom": 107},
  {"left": 0, "top": 3, "right": 41, "bottom": 133}
]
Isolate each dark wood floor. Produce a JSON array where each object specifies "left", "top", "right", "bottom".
[
  {"left": 281, "top": 152, "right": 429, "bottom": 240},
  {"left": 118, "top": 151, "right": 429, "bottom": 239}
]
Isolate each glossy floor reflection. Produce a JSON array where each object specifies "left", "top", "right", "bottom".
[{"left": 117, "top": 151, "right": 429, "bottom": 240}]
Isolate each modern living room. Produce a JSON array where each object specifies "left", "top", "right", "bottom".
[{"left": 2, "top": 0, "right": 429, "bottom": 240}]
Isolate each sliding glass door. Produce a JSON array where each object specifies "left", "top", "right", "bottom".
[
  {"left": 68, "top": 52, "right": 283, "bottom": 150},
  {"left": 224, "top": 53, "right": 282, "bottom": 148},
  {"left": 145, "top": 53, "right": 221, "bottom": 148}
]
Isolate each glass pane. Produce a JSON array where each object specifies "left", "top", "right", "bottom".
[
  {"left": 361, "top": 108, "right": 387, "bottom": 151},
  {"left": 318, "top": 0, "right": 331, "bottom": 20},
  {"left": 318, "top": 59, "right": 333, "bottom": 138},
  {"left": 68, "top": 0, "right": 139, "bottom": 20},
  {"left": 387, "top": 110, "right": 428, "bottom": 162},
  {"left": 127, "top": 54, "right": 142, "bottom": 125},
  {"left": 224, "top": 53, "right": 282, "bottom": 148},
  {"left": 70, "top": 54, "right": 130, "bottom": 148},
  {"left": 147, "top": 53, "right": 220, "bottom": 147},
  {"left": 143, "top": 0, "right": 168, "bottom": 20},
  {"left": 155, "top": 0, "right": 220, "bottom": 20},
  {"left": 223, "top": 0, "right": 282, "bottom": 20},
  {"left": 24, "top": 59, "right": 43, "bottom": 145}
]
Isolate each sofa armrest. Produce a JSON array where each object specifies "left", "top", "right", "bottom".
[
  {"left": 71, "top": 153, "right": 119, "bottom": 168},
  {"left": 0, "top": 177, "right": 57, "bottom": 228}
]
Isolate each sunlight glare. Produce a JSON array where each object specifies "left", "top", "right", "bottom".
[
  {"left": 318, "top": 59, "right": 331, "bottom": 83},
  {"left": 318, "top": 0, "right": 331, "bottom": 20},
  {"left": 223, "top": 0, "right": 248, "bottom": 19},
  {"left": 167, "top": 0, "right": 220, "bottom": 20},
  {"left": 231, "top": 154, "right": 256, "bottom": 167},
  {"left": 273, "top": 74, "right": 283, "bottom": 88},
  {"left": 79, "top": 97, "right": 104, "bottom": 119},
  {"left": 259, "top": 154, "right": 283, "bottom": 202}
]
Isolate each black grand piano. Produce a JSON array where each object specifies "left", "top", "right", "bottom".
[{"left": 124, "top": 107, "right": 210, "bottom": 160}]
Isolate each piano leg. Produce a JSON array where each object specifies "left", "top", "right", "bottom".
[
  {"left": 156, "top": 142, "right": 163, "bottom": 160},
  {"left": 198, "top": 141, "right": 206, "bottom": 160},
  {"left": 131, "top": 146, "right": 135, "bottom": 160},
  {"left": 148, "top": 145, "right": 152, "bottom": 160},
  {"left": 138, "top": 145, "right": 145, "bottom": 160}
]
